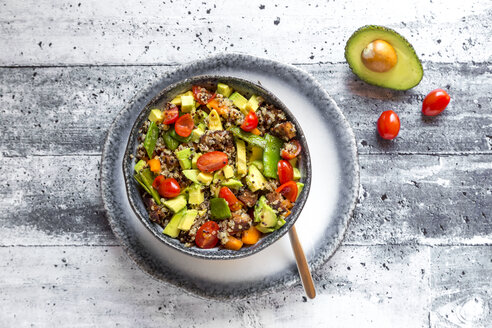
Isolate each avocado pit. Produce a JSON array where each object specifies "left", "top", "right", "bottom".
[{"left": 361, "top": 39, "right": 397, "bottom": 73}]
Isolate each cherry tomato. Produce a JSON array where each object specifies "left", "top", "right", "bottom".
[
  {"left": 192, "top": 86, "right": 216, "bottom": 105},
  {"left": 281, "top": 140, "right": 302, "bottom": 160},
  {"left": 153, "top": 176, "right": 181, "bottom": 198},
  {"left": 152, "top": 175, "right": 165, "bottom": 190},
  {"left": 422, "top": 88, "right": 450, "bottom": 116},
  {"left": 196, "top": 151, "right": 228, "bottom": 173},
  {"left": 219, "top": 186, "right": 242, "bottom": 211},
  {"left": 174, "top": 113, "right": 194, "bottom": 137},
  {"left": 240, "top": 110, "right": 259, "bottom": 132},
  {"left": 277, "top": 160, "right": 294, "bottom": 185},
  {"left": 162, "top": 105, "right": 179, "bottom": 124},
  {"left": 195, "top": 221, "right": 220, "bottom": 249},
  {"left": 276, "top": 181, "right": 298, "bottom": 202},
  {"left": 377, "top": 110, "right": 400, "bottom": 140}
]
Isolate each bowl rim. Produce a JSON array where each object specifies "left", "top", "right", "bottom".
[{"left": 122, "top": 75, "right": 312, "bottom": 260}]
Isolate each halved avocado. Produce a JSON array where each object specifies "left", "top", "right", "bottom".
[{"left": 345, "top": 25, "right": 423, "bottom": 90}]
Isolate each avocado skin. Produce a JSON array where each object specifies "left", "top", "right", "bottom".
[{"left": 345, "top": 25, "right": 424, "bottom": 90}]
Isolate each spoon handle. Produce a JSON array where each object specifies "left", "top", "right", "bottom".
[{"left": 288, "top": 225, "right": 316, "bottom": 299}]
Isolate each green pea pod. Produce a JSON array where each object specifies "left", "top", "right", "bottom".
[
  {"left": 164, "top": 131, "right": 180, "bottom": 151},
  {"left": 169, "top": 128, "right": 192, "bottom": 143},
  {"left": 228, "top": 127, "right": 266, "bottom": 148},
  {"left": 263, "top": 134, "right": 283, "bottom": 178},
  {"left": 134, "top": 168, "right": 161, "bottom": 205},
  {"left": 144, "top": 121, "right": 159, "bottom": 158}
]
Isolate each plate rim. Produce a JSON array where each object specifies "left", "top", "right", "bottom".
[{"left": 100, "top": 53, "right": 360, "bottom": 300}]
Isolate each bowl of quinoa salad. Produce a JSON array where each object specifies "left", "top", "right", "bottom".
[{"left": 123, "top": 75, "right": 311, "bottom": 259}]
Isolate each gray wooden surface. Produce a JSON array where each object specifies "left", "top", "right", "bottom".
[{"left": 1, "top": 1, "right": 491, "bottom": 327}]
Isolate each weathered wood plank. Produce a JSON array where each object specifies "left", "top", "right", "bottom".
[
  {"left": 0, "top": 245, "right": 431, "bottom": 327},
  {"left": 430, "top": 246, "right": 492, "bottom": 327},
  {"left": 1, "top": 154, "right": 490, "bottom": 246},
  {"left": 1, "top": 63, "right": 490, "bottom": 157},
  {"left": 0, "top": 0, "right": 490, "bottom": 66}
]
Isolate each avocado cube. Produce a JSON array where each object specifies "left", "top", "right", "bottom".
[
  {"left": 148, "top": 109, "right": 164, "bottom": 123},
  {"left": 134, "top": 159, "right": 146, "bottom": 173},
  {"left": 216, "top": 83, "right": 233, "bottom": 98},
  {"left": 197, "top": 172, "right": 213, "bottom": 185},
  {"left": 163, "top": 209, "right": 186, "bottom": 237},
  {"left": 229, "top": 92, "right": 249, "bottom": 115},
  {"left": 289, "top": 157, "right": 298, "bottom": 168},
  {"left": 246, "top": 95, "right": 261, "bottom": 112},
  {"left": 163, "top": 195, "right": 187, "bottom": 213},
  {"left": 178, "top": 209, "right": 198, "bottom": 231},
  {"left": 175, "top": 148, "right": 192, "bottom": 170},
  {"left": 181, "top": 95, "right": 195, "bottom": 113},
  {"left": 245, "top": 164, "right": 267, "bottom": 192},
  {"left": 191, "top": 127, "right": 205, "bottom": 143},
  {"left": 293, "top": 167, "right": 301, "bottom": 180},
  {"left": 207, "top": 109, "right": 223, "bottom": 130},
  {"left": 254, "top": 196, "right": 278, "bottom": 233},
  {"left": 222, "top": 165, "right": 234, "bottom": 179},
  {"left": 221, "top": 179, "right": 243, "bottom": 190},
  {"left": 249, "top": 146, "right": 263, "bottom": 162},
  {"left": 236, "top": 139, "right": 247, "bottom": 176},
  {"left": 296, "top": 182, "right": 304, "bottom": 201},
  {"left": 192, "top": 152, "right": 201, "bottom": 169},
  {"left": 210, "top": 198, "right": 231, "bottom": 220},
  {"left": 188, "top": 184, "right": 204, "bottom": 205},
  {"left": 182, "top": 169, "right": 200, "bottom": 184},
  {"left": 250, "top": 160, "right": 264, "bottom": 173}
]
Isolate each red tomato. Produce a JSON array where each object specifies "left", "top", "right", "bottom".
[
  {"left": 240, "top": 110, "right": 259, "bottom": 132},
  {"left": 174, "top": 114, "right": 194, "bottom": 137},
  {"left": 195, "top": 221, "right": 220, "bottom": 249},
  {"left": 152, "top": 175, "right": 165, "bottom": 190},
  {"left": 192, "top": 86, "right": 216, "bottom": 105},
  {"left": 196, "top": 151, "right": 228, "bottom": 173},
  {"left": 281, "top": 140, "right": 302, "bottom": 160},
  {"left": 277, "top": 160, "right": 294, "bottom": 185},
  {"left": 422, "top": 88, "right": 450, "bottom": 116},
  {"left": 377, "top": 110, "right": 400, "bottom": 140},
  {"left": 162, "top": 105, "right": 179, "bottom": 124},
  {"left": 153, "top": 176, "right": 180, "bottom": 198},
  {"left": 276, "top": 181, "right": 298, "bottom": 202},
  {"left": 219, "top": 186, "right": 242, "bottom": 211}
]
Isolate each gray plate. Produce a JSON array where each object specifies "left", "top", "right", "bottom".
[
  {"left": 101, "top": 53, "right": 359, "bottom": 300},
  {"left": 123, "top": 75, "right": 312, "bottom": 260}
]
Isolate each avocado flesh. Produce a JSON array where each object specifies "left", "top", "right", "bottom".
[{"left": 345, "top": 25, "right": 423, "bottom": 90}]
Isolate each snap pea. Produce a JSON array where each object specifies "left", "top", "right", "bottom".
[
  {"left": 144, "top": 121, "right": 159, "bottom": 158},
  {"left": 228, "top": 127, "right": 266, "bottom": 148},
  {"left": 134, "top": 168, "right": 161, "bottom": 204},
  {"left": 262, "top": 134, "right": 283, "bottom": 179},
  {"left": 169, "top": 128, "right": 192, "bottom": 143},
  {"left": 163, "top": 131, "right": 180, "bottom": 151}
]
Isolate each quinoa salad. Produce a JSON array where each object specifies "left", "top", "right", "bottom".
[{"left": 132, "top": 82, "right": 305, "bottom": 251}]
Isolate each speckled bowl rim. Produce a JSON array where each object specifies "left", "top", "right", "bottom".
[
  {"left": 122, "top": 75, "right": 312, "bottom": 260},
  {"left": 100, "top": 53, "right": 360, "bottom": 300}
]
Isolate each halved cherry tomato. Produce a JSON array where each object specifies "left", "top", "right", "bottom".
[
  {"left": 277, "top": 160, "right": 294, "bottom": 185},
  {"left": 192, "top": 86, "right": 216, "bottom": 105},
  {"left": 175, "top": 113, "right": 194, "bottom": 137},
  {"left": 219, "top": 186, "right": 242, "bottom": 211},
  {"left": 422, "top": 89, "right": 450, "bottom": 116},
  {"left": 152, "top": 175, "right": 165, "bottom": 190},
  {"left": 195, "top": 221, "right": 220, "bottom": 249},
  {"left": 153, "top": 176, "right": 180, "bottom": 198},
  {"left": 281, "top": 140, "right": 302, "bottom": 160},
  {"left": 276, "top": 181, "right": 298, "bottom": 202},
  {"left": 240, "top": 110, "right": 258, "bottom": 132},
  {"left": 162, "top": 104, "right": 179, "bottom": 124},
  {"left": 196, "top": 151, "right": 228, "bottom": 173},
  {"left": 377, "top": 110, "right": 400, "bottom": 140}
]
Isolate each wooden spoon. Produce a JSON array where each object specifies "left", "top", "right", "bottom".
[{"left": 289, "top": 225, "right": 316, "bottom": 299}]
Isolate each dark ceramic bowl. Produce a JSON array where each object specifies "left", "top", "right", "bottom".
[{"left": 123, "top": 75, "right": 311, "bottom": 260}]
